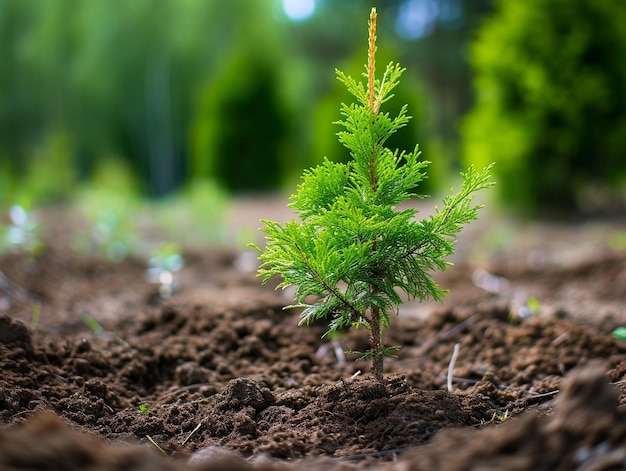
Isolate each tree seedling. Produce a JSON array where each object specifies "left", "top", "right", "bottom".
[
  {"left": 254, "top": 8, "right": 493, "bottom": 382},
  {"left": 146, "top": 243, "right": 184, "bottom": 299}
]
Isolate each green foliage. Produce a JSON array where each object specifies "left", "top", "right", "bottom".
[
  {"left": 0, "top": 0, "right": 260, "bottom": 196},
  {"left": 147, "top": 243, "right": 184, "bottom": 299},
  {"left": 81, "top": 312, "right": 105, "bottom": 336},
  {"left": 0, "top": 0, "right": 494, "bottom": 196},
  {"left": 463, "top": 0, "right": 626, "bottom": 214},
  {"left": 19, "top": 128, "right": 77, "bottom": 205},
  {"left": 612, "top": 327, "right": 626, "bottom": 342},
  {"left": 310, "top": 47, "right": 442, "bottom": 192},
  {"left": 155, "top": 179, "right": 229, "bottom": 247},
  {"left": 255, "top": 9, "right": 493, "bottom": 381},
  {"left": 74, "top": 159, "right": 141, "bottom": 262},
  {"left": 0, "top": 204, "right": 43, "bottom": 257},
  {"left": 189, "top": 54, "right": 291, "bottom": 192}
]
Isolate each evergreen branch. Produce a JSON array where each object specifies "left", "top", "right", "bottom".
[
  {"left": 429, "top": 163, "right": 495, "bottom": 237},
  {"left": 336, "top": 69, "right": 368, "bottom": 107},
  {"left": 370, "top": 143, "right": 378, "bottom": 192},
  {"left": 291, "top": 240, "right": 363, "bottom": 323},
  {"left": 375, "top": 62, "right": 405, "bottom": 110}
]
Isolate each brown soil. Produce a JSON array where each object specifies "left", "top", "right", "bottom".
[{"left": 2, "top": 200, "right": 626, "bottom": 470}]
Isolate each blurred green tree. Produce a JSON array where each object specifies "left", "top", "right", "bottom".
[
  {"left": 188, "top": 0, "right": 293, "bottom": 193},
  {"left": 190, "top": 54, "right": 291, "bottom": 192},
  {"left": 0, "top": 0, "right": 219, "bottom": 199},
  {"left": 463, "top": 0, "right": 626, "bottom": 214},
  {"left": 0, "top": 0, "right": 40, "bottom": 185}
]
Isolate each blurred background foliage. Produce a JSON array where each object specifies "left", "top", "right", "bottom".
[
  {"left": 0, "top": 0, "right": 490, "bottom": 202},
  {"left": 0, "top": 0, "right": 625, "bottom": 217},
  {"left": 463, "top": 0, "right": 626, "bottom": 215}
]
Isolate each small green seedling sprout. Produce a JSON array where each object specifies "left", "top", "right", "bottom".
[
  {"left": 483, "top": 409, "right": 510, "bottom": 425},
  {"left": 1, "top": 204, "right": 43, "bottom": 256},
  {"left": 91, "top": 210, "right": 131, "bottom": 262},
  {"left": 519, "top": 296, "right": 541, "bottom": 319},
  {"left": 612, "top": 327, "right": 626, "bottom": 342},
  {"left": 139, "top": 403, "right": 149, "bottom": 415},
  {"left": 253, "top": 8, "right": 493, "bottom": 382},
  {"left": 81, "top": 312, "right": 105, "bottom": 336},
  {"left": 30, "top": 303, "right": 42, "bottom": 329},
  {"left": 146, "top": 243, "right": 184, "bottom": 299}
]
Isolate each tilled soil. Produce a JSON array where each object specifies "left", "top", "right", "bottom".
[{"left": 2, "top": 204, "right": 626, "bottom": 470}]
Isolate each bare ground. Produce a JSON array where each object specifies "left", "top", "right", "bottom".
[{"left": 1, "top": 197, "right": 626, "bottom": 470}]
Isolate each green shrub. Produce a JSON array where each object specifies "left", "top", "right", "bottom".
[
  {"left": 20, "top": 127, "right": 77, "bottom": 205},
  {"left": 74, "top": 158, "right": 140, "bottom": 262},
  {"left": 190, "top": 54, "right": 291, "bottom": 192},
  {"left": 463, "top": 0, "right": 626, "bottom": 214}
]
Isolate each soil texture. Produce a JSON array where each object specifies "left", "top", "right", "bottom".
[{"left": 2, "top": 202, "right": 626, "bottom": 470}]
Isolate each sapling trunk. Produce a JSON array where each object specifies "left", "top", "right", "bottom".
[
  {"left": 253, "top": 7, "right": 493, "bottom": 382},
  {"left": 370, "top": 305, "right": 383, "bottom": 382},
  {"left": 367, "top": 11, "right": 384, "bottom": 380}
]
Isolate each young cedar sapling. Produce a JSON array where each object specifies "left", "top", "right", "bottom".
[{"left": 253, "top": 8, "right": 494, "bottom": 382}]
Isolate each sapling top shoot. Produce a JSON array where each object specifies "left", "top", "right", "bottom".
[{"left": 253, "top": 8, "right": 493, "bottom": 382}]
